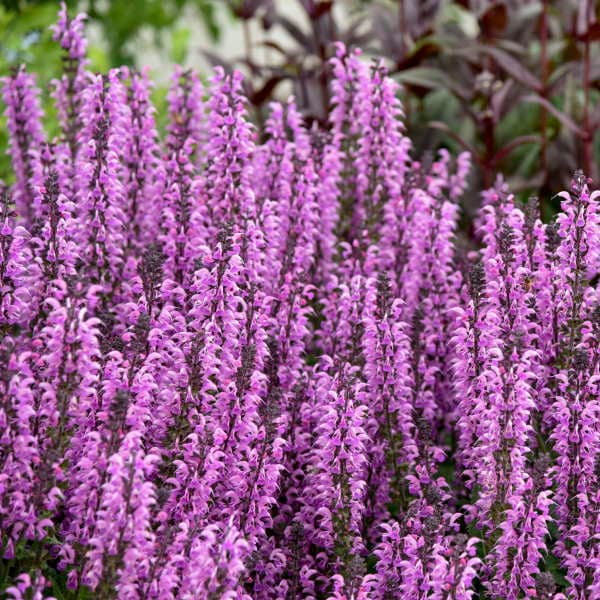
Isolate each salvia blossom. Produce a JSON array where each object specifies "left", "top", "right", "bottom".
[
  {"left": 1, "top": 66, "right": 46, "bottom": 225},
  {"left": 50, "top": 2, "right": 89, "bottom": 195},
  {"left": 3, "top": 6, "right": 600, "bottom": 599}
]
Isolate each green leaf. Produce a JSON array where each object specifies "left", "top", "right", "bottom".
[
  {"left": 195, "top": 0, "right": 220, "bottom": 42},
  {"left": 88, "top": 45, "right": 110, "bottom": 73},
  {"left": 438, "top": 3, "right": 480, "bottom": 39},
  {"left": 395, "top": 66, "right": 449, "bottom": 90},
  {"left": 171, "top": 27, "right": 191, "bottom": 64},
  {"left": 545, "top": 552, "right": 569, "bottom": 588}
]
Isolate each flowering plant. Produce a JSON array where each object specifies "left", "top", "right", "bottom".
[{"left": 1, "top": 5, "right": 600, "bottom": 599}]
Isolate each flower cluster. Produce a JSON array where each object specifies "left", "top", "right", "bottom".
[{"left": 2, "top": 5, "right": 600, "bottom": 599}]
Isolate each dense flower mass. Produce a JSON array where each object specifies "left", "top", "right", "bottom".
[{"left": 2, "top": 5, "right": 600, "bottom": 600}]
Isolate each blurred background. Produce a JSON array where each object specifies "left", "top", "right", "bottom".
[{"left": 1, "top": 0, "right": 600, "bottom": 213}]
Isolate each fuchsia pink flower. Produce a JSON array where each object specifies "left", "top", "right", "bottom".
[
  {"left": 1, "top": 66, "right": 46, "bottom": 225},
  {"left": 4, "top": 6, "right": 600, "bottom": 599}
]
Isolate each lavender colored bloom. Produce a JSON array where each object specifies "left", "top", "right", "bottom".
[
  {"left": 121, "top": 68, "right": 163, "bottom": 254},
  {"left": 5, "top": 572, "right": 56, "bottom": 600},
  {"left": 51, "top": 4, "right": 89, "bottom": 194},
  {"left": 74, "top": 70, "right": 129, "bottom": 290},
  {"left": 3, "top": 6, "right": 600, "bottom": 598},
  {"left": 1, "top": 66, "right": 46, "bottom": 224}
]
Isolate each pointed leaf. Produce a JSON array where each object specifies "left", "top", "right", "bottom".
[
  {"left": 523, "top": 94, "right": 586, "bottom": 137},
  {"left": 476, "top": 46, "right": 542, "bottom": 92}
]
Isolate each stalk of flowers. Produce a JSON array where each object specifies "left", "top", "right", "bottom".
[
  {"left": 373, "top": 285, "right": 461, "bottom": 600},
  {"left": 169, "top": 220, "right": 277, "bottom": 581},
  {"left": 252, "top": 100, "right": 292, "bottom": 284},
  {"left": 532, "top": 220, "right": 564, "bottom": 437},
  {"left": 1, "top": 212, "right": 76, "bottom": 557},
  {"left": 149, "top": 422, "right": 226, "bottom": 597},
  {"left": 442, "top": 534, "right": 482, "bottom": 600},
  {"left": 404, "top": 308, "right": 451, "bottom": 505},
  {"left": 380, "top": 152, "right": 469, "bottom": 314},
  {"left": 266, "top": 375, "right": 321, "bottom": 598},
  {"left": 259, "top": 100, "right": 319, "bottom": 427},
  {"left": 141, "top": 284, "right": 189, "bottom": 452},
  {"left": 515, "top": 198, "right": 562, "bottom": 440},
  {"left": 331, "top": 48, "right": 411, "bottom": 281},
  {"left": 547, "top": 173, "right": 600, "bottom": 594},
  {"left": 552, "top": 172, "right": 600, "bottom": 364},
  {"left": 329, "top": 43, "right": 369, "bottom": 248},
  {"left": 149, "top": 90, "right": 264, "bottom": 586},
  {"left": 0, "top": 359, "right": 47, "bottom": 557},
  {"left": 209, "top": 294, "right": 272, "bottom": 540},
  {"left": 538, "top": 175, "right": 600, "bottom": 451},
  {"left": 415, "top": 176, "right": 465, "bottom": 431},
  {"left": 299, "top": 360, "right": 369, "bottom": 597},
  {"left": 309, "top": 126, "right": 341, "bottom": 287},
  {"left": 317, "top": 50, "right": 413, "bottom": 376},
  {"left": 401, "top": 149, "right": 467, "bottom": 314},
  {"left": 57, "top": 323, "right": 122, "bottom": 584},
  {"left": 236, "top": 338, "right": 288, "bottom": 598},
  {"left": 475, "top": 333, "right": 540, "bottom": 537},
  {"left": 352, "top": 61, "right": 408, "bottom": 252},
  {"left": 587, "top": 453, "right": 600, "bottom": 598},
  {"left": 456, "top": 191, "right": 557, "bottom": 596},
  {"left": 398, "top": 162, "right": 466, "bottom": 484},
  {"left": 62, "top": 286, "right": 160, "bottom": 595},
  {"left": 0, "top": 287, "right": 87, "bottom": 563},
  {"left": 1, "top": 290, "right": 102, "bottom": 583},
  {"left": 81, "top": 430, "right": 157, "bottom": 594},
  {"left": 444, "top": 150, "right": 472, "bottom": 203},
  {"left": 165, "top": 66, "right": 205, "bottom": 163},
  {"left": 549, "top": 346, "right": 600, "bottom": 597},
  {"left": 488, "top": 455, "right": 554, "bottom": 599},
  {"left": 317, "top": 274, "right": 368, "bottom": 373},
  {"left": 452, "top": 259, "right": 498, "bottom": 488},
  {"left": 0, "top": 190, "right": 43, "bottom": 328},
  {"left": 50, "top": 3, "right": 89, "bottom": 196},
  {"left": 17, "top": 171, "right": 79, "bottom": 380},
  {"left": 264, "top": 99, "right": 318, "bottom": 292},
  {"left": 31, "top": 171, "right": 77, "bottom": 286},
  {"left": 459, "top": 202, "right": 541, "bottom": 536},
  {"left": 0, "top": 191, "right": 15, "bottom": 321},
  {"left": 579, "top": 308, "right": 600, "bottom": 595},
  {"left": 1, "top": 66, "right": 46, "bottom": 226},
  {"left": 191, "top": 231, "right": 253, "bottom": 449},
  {"left": 74, "top": 69, "right": 129, "bottom": 297},
  {"left": 100, "top": 104, "right": 171, "bottom": 459},
  {"left": 149, "top": 515, "right": 250, "bottom": 598},
  {"left": 203, "top": 68, "right": 256, "bottom": 233},
  {"left": 157, "top": 226, "right": 245, "bottom": 524},
  {"left": 121, "top": 68, "right": 163, "bottom": 256},
  {"left": 159, "top": 67, "right": 204, "bottom": 289},
  {"left": 551, "top": 341, "right": 600, "bottom": 595},
  {"left": 361, "top": 272, "right": 416, "bottom": 530},
  {"left": 328, "top": 46, "right": 410, "bottom": 282}
]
